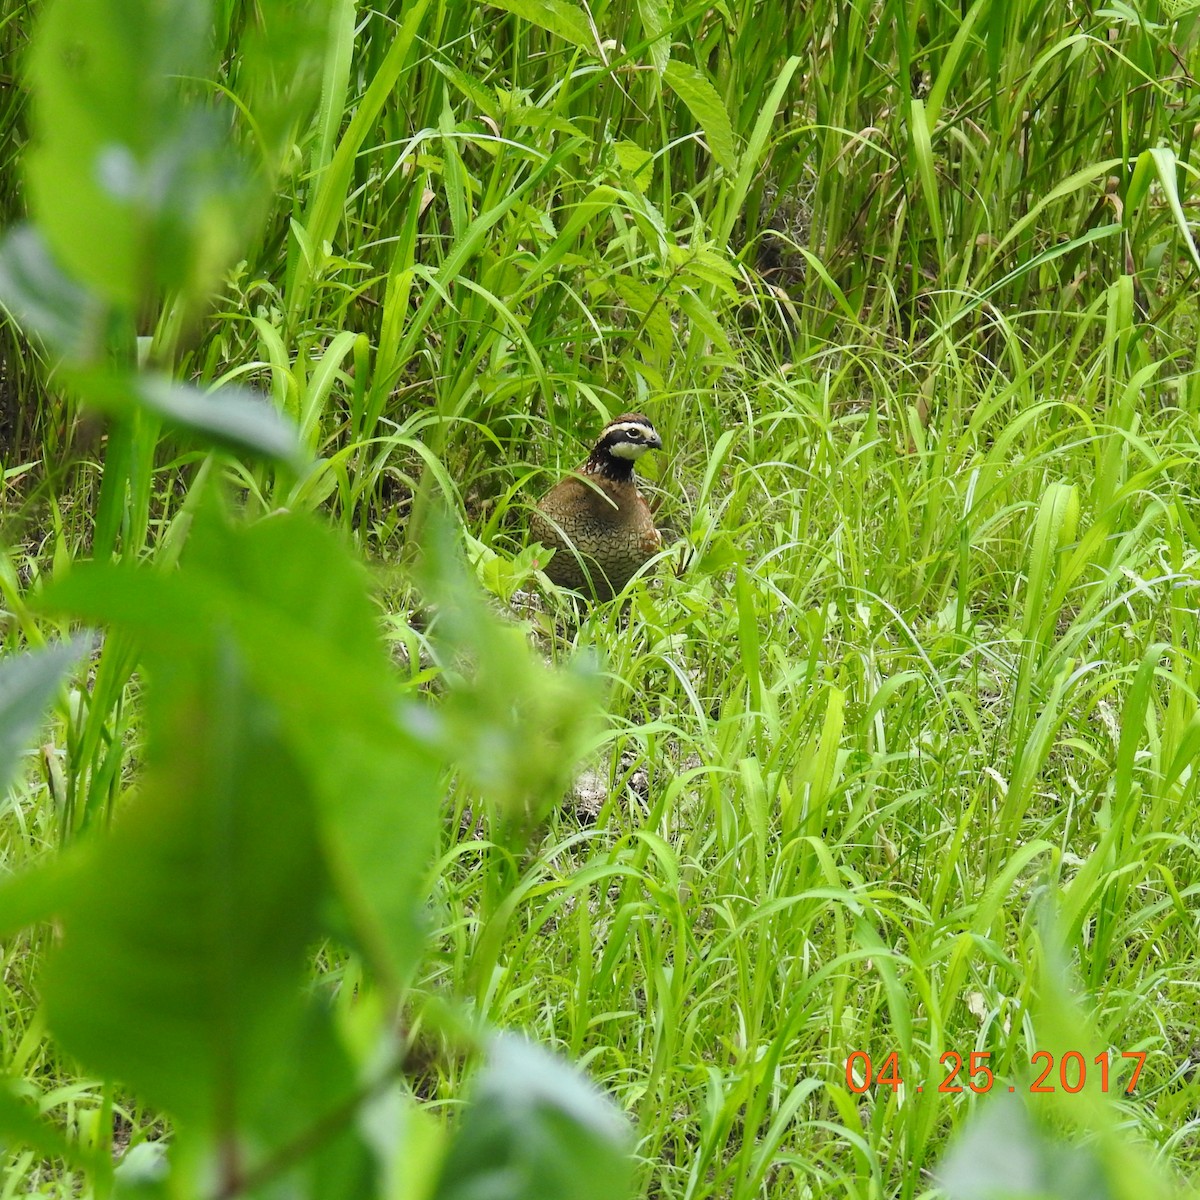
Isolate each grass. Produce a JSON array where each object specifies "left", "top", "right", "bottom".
[
  {"left": 2, "top": 0, "right": 1200, "bottom": 1195},
  {"left": 445, "top": 362, "right": 1200, "bottom": 1195}
]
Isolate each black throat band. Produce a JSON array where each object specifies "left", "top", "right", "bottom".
[{"left": 585, "top": 448, "right": 635, "bottom": 482}]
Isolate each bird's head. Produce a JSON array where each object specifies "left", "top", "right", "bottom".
[{"left": 590, "top": 414, "right": 663, "bottom": 474}]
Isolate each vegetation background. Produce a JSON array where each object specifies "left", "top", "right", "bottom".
[{"left": 0, "top": 0, "right": 1199, "bottom": 1197}]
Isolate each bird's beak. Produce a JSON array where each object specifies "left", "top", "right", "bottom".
[{"left": 647, "top": 431, "right": 663, "bottom": 450}]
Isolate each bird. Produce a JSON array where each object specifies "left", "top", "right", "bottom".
[{"left": 530, "top": 413, "right": 664, "bottom": 600}]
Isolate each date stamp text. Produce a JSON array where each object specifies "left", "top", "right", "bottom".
[{"left": 845, "top": 1050, "right": 1146, "bottom": 1095}]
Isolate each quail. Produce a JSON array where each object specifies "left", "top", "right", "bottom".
[{"left": 530, "top": 413, "right": 664, "bottom": 600}]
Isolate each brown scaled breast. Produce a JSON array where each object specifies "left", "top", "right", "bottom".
[{"left": 530, "top": 413, "right": 664, "bottom": 600}]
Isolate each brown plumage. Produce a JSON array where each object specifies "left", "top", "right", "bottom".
[{"left": 530, "top": 413, "right": 663, "bottom": 600}]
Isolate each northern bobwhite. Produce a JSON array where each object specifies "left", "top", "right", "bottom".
[{"left": 530, "top": 413, "right": 664, "bottom": 600}]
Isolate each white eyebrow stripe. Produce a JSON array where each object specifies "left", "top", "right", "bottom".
[{"left": 605, "top": 422, "right": 655, "bottom": 437}]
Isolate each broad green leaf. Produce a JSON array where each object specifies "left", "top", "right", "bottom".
[
  {"left": 310, "top": 0, "right": 358, "bottom": 180},
  {"left": 663, "top": 59, "right": 738, "bottom": 174},
  {"left": 137, "top": 377, "right": 306, "bottom": 469},
  {"left": 37, "top": 567, "right": 209, "bottom": 647},
  {"left": 1022, "top": 480, "right": 1078, "bottom": 642},
  {"left": 26, "top": 0, "right": 324, "bottom": 314},
  {"left": 40, "top": 643, "right": 325, "bottom": 1127},
  {"left": 41, "top": 501, "right": 441, "bottom": 988},
  {"left": 734, "top": 565, "right": 762, "bottom": 713},
  {"left": 611, "top": 275, "right": 673, "bottom": 361},
  {"left": 1128, "top": 147, "right": 1200, "bottom": 275},
  {"left": 419, "top": 514, "right": 602, "bottom": 835},
  {"left": 486, "top": 0, "right": 595, "bottom": 51},
  {"left": 71, "top": 371, "right": 307, "bottom": 470},
  {"left": 431, "top": 60, "right": 501, "bottom": 119},
  {"left": 0, "top": 852, "right": 86, "bottom": 941},
  {"left": 27, "top": 0, "right": 244, "bottom": 306},
  {"left": 1113, "top": 644, "right": 1168, "bottom": 818},
  {"left": 679, "top": 291, "right": 732, "bottom": 357},
  {"left": 0, "top": 226, "right": 106, "bottom": 363},
  {"left": 35, "top": 503, "right": 420, "bottom": 1172},
  {"left": 433, "top": 1036, "right": 634, "bottom": 1200},
  {"left": 909, "top": 98, "right": 944, "bottom": 263},
  {"left": 939, "top": 1097, "right": 1109, "bottom": 1200},
  {"left": 106, "top": 1002, "right": 374, "bottom": 1192},
  {"left": 183, "top": 510, "right": 442, "bottom": 984},
  {"left": 0, "top": 636, "right": 89, "bottom": 795},
  {"left": 241, "top": 998, "right": 378, "bottom": 1197},
  {"left": 613, "top": 140, "right": 655, "bottom": 191},
  {"left": 299, "top": 329, "right": 360, "bottom": 449}
]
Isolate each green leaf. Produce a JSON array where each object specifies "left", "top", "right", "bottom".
[
  {"left": 663, "top": 59, "right": 738, "bottom": 174},
  {"left": 35, "top": 505, "right": 411, "bottom": 1175},
  {"left": 938, "top": 1097, "right": 1110, "bottom": 1200},
  {"left": 433, "top": 1036, "right": 634, "bottom": 1200},
  {"left": 183, "top": 509, "right": 442, "bottom": 986},
  {"left": 0, "top": 636, "right": 90, "bottom": 795},
  {"left": 1130, "top": 147, "right": 1200, "bottom": 276},
  {"left": 303, "top": 0, "right": 356, "bottom": 181},
  {"left": 636, "top": 0, "right": 672, "bottom": 75},
  {"left": 112, "top": 1141, "right": 170, "bottom": 1198},
  {"left": 27, "top": 0, "right": 246, "bottom": 307},
  {"left": 239, "top": 999, "right": 378, "bottom": 1197},
  {"left": 0, "top": 853, "right": 85, "bottom": 942},
  {"left": 419, "top": 514, "right": 603, "bottom": 835},
  {"left": 0, "top": 226, "right": 107, "bottom": 362},
  {"left": 485, "top": 0, "right": 596, "bottom": 51},
  {"left": 909, "top": 98, "right": 944, "bottom": 263},
  {"left": 612, "top": 140, "right": 655, "bottom": 191},
  {"left": 25, "top": 0, "right": 325, "bottom": 314},
  {"left": 1021, "top": 480, "right": 1078, "bottom": 642},
  {"left": 40, "top": 642, "right": 326, "bottom": 1128},
  {"left": 138, "top": 377, "right": 306, "bottom": 470},
  {"left": 41, "top": 500, "right": 441, "bottom": 990},
  {"left": 71, "top": 371, "right": 307, "bottom": 470}
]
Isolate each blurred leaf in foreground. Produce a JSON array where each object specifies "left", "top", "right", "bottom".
[
  {"left": 40, "top": 642, "right": 325, "bottom": 1125},
  {"left": 39, "top": 659, "right": 378, "bottom": 1190},
  {"left": 0, "top": 636, "right": 90, "bottom": 795},
  {"left": 25, "top": 0, "right": 325, "bottom": 313},
  {"left": 939, "top": 1096, "right": 1110, "bottom": 1200},
  {"left": 26, "top": 496, "right": 442, "bottom": 1186},
  {"left": 28, "top": 0, "right": 238, "bottom": 307},
  {"left": 0, "top": 227, "right": 110, "bottom": 362},
  {"left": 433, "top": 1035, "right": 635, "bottom": 1200},
  {"left": 419, "top": 512, "right": 604, "bottom": 834},
  {"left": 68, "top": 369, "right": 308, "bottom": 471},
  {"left": 40, "top": 495, "right": 441, "bottom": 989}
]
